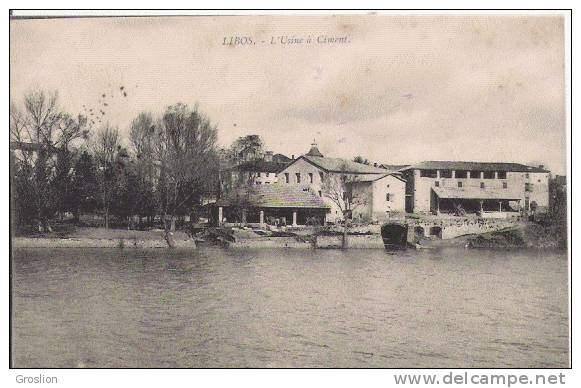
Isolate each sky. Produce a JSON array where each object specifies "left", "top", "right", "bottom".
[{"left": 10, "top": 14, "right": 567, "bottom": 174}]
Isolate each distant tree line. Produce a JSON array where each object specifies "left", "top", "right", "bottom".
[{"left": 10, "top": 89, "right": 221, "bottom": 246}]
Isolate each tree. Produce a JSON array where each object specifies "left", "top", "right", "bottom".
[
  {"left": 51, "top": 147, "right": 77, "bottom": 219},
  {"left": 12, "top": 162, "right": 37, "bottom": 232},
  {"left": 228, "top": 134, "right": 264, "bottom": 162},
  {"left": 152, "top": 103, "right": 219, "bottom": 247},
  {"left": 129, "top": 112, "right": 158, "bottom": 224},
  {"left": 353, "top": 155, "right": 370, "bottom": 165},
  {"left": 10, "top": 89, "right": 90, "bottom": 231},
  {"left": 71, "top": 151, "right": 99, "bottom": 220},
  {"left": 321, "top": 163, "right": 368, "bottom": 249},
  {"left": 91, "top": 124, "right": 122, "bottom": 229},
  {"left": 130, "top": 112, "right": 156, "bottom": 161}
]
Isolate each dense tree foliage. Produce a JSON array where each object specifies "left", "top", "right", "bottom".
[
  {"left": 10, "top": 90, "right": 220, "bottom": 242},
  {"left": 10, "top": 89, "right": 90, "bottom": 231}
]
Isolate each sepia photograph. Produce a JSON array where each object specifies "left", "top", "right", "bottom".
[{"left": 9, "top": 10, "right": 570, "bottom": 370}]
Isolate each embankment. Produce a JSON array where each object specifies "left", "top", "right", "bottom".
[
  {"left": 465, "top": 223, "right": 567, "bottom": 249},
  {"left": 12, "top": 227, "right": 196, "bottom": 249}
]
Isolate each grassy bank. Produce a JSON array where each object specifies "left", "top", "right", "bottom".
[
  {"left": 465, "top": 223, "right": 567, "bottom": 250},
  {"left": 12, "top": 226, "right": 196, "bottom": 249}
]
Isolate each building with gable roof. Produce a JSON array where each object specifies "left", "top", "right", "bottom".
[
  {"left": 399, "top": 161, "right": 550, "bottom": 216},
  {"left": 277, "top": 143, "right": 406, "bottom": 222}
]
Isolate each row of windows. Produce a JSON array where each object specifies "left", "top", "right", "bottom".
[
  {"left": 420, "top": 170, "right": 507, "bottom": 179},
  {"left": 434, "top": 181, "right": 509, "bottom": 189},
  {"left": 283, "top": 172, "right": 325, "bottom": 184}
]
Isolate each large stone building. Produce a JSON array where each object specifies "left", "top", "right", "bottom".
[
  {"left": 277, "top": 144, "right": 406, "bottom": 222},
  {"left": 399, "top": 161, "right": 550, "bottom": 217}
]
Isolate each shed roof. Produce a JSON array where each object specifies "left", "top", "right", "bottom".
[
  {"left": 401, "top": 161, "right": 549, "bottom": 173},
  {"left": 229, "top": 160, "right": 289, "bottom": 173},
  {"left": 432, "top": 187, "right": 522, "bottom": 201},
  {"left": 379, "top": 164, "right": 410, "bottom": 171},
  {"left": 349, "top": 172, "right": 406, "bottom": 183},
  {"left": 216, "top": 184, "right": 330, "bottom": 209},
  {"left": 273, "top": 153, "right": 292, "bottom": 163},
  {"left": 302, "top": 155, "right": 388, "bottom": 174}
]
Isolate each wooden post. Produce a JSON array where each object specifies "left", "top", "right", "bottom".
[
  {"left": 218, "top": 206, "right": 223, "bottom": 226},
  {"left": 292, "top": 210, "right": 298, "bottom": 227},
  {"left": 499, "top": 201, "right": 502, "bottom": 212}
]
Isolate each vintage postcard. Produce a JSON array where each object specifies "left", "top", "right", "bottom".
[{"left": 9, "top": 11, "right": 569, "bottom": 372}]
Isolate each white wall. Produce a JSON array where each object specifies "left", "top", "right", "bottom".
[
  {"left": 349, "top": 175, "right": 406, "bottom": 222},
  {"left": 278, "top": 158, "right": 407, "bottom": 222},
  {"left": 278, "top": 158, "right": 343, "bottom": 221},
  {"left": 372, "top": 175, "right": 406, "bottom": 218},
  {"left": 409, "top": 169, "right": 550, "bottom": 213},
  {"left": 252, "top": 171, "right": 278, "bottom": 185}
]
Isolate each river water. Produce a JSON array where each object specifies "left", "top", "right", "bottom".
[{"left": 11, "top": 247, "right": 568, "bottom": 368}]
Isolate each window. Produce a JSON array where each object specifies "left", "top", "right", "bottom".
[
  {"left": 525, "top": 183, "right": 533, "bottom": 192},
  {"left": 458, "top": 181, "right": 463, "bottom": 188},
  {"left": 471, "top": 171, "right": 482, "bottom": 179},
  {"left": 319, "top": 172, "right": 324, "bottom": 181},
  {"left": 497, "top": 171, "right": 507, "bottom": 179},
  {"left": 435, "top": 181, "right": 440, "bottom": 187},
  {"left": 318, "top": 190, "right": 322, "bottom": 197},
  {"left": 440, "top": 170, "right": 452, "bottom": 178},
  {"left": 386, "top": 184, "right": 390, "bottom": 188},
  {"left": 266, "top": 172, "right": 270, "bottom": 177},
  {"left": 525, "top": 173, "right": 530, "bottom": 179},
  {"left": 503, "top": 182, "right": 508, "bottom": 189},
  {"left": 309, "top": 173, "right": 313, "bottom": 183},
  {"left": 483, "top": 171, "right": 495, "bottom": 179},
  {"left": 284, "top": 173, "right": 289, "bottom": 183},
  {"left": 386, "top": 193, "right": 391, "bottom": 201},
  {"left": 256, "top": 181, "right": 261, "bottom": 185},
  {"left": 257, "top": 172, "right": 261, "bottom": 177},
  {"left": 295, "top": 173, "right": 301, "bottom": 183},
  {"left": 420, "top": 169, "right": 437, "bottom": 178},
  {"left": 265, "top": 181, "right": 270, "bottom": 184},
  {"left": 455, "top": 170, "right": 468, "bottom": 178},
  {"left": 480, "top": 182, "right": 485, "bottom": 189}
]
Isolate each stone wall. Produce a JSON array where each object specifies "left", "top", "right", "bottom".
[
  {"left": 316, "top": 234, "right": 385, "bottom": 249},
  {"left": 409, "top": 217, "right": 519, "bottom": 240}
]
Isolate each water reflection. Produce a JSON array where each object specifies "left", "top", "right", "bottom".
[{"left": 11, "top": 247, "right": 568, "bottom": 368}]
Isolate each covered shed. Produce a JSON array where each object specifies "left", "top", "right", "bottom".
[
  {"left": 212, "top": 184, "right": 330, "bottom": 226},
  {"left": 431, "top": 186, "right": 522, "bottom": 215}
]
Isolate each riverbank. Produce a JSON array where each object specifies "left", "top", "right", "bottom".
[
  {"left": 12, "top": 227, "right": 196, "bottom": 249},
  {"left": 465, "top": 223, "right": 567, "bottom": 249},
  {"left": 12, "top": 222, "right": 566, "bottom": 250}
]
